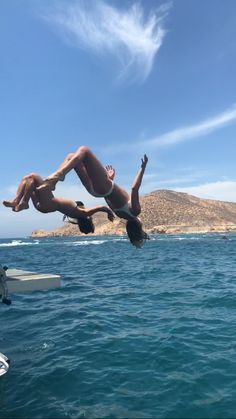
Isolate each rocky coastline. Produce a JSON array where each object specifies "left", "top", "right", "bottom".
[{"left": 31, "top": 190, "right": 236, "bottom": 237}]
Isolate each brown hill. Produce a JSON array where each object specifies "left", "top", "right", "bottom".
[{"left": 31, "top": 190, "right": 236, "bottom": 237}]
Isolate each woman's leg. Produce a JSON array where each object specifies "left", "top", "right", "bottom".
[
  {"left": 37, "top": 153, "right": 75, "bottom": 191},
  {"left": 56, "top": 153, "right": 75, "bottom": 172},
  {"left": 39, "top": 146, "right": 112, "bottom": 195},
  {"left": 14, "top": 176, "right": 35, "bottom": 212},
  {"left": 3, "top": 176, "right": 29, "bottom": 208},
  {"left": 14, "top": 173, "right": 56, "bottom": 212}
]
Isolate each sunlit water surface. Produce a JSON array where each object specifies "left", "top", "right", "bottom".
[{"left": 1, "top": 234, "right": 236, "bottom": 418}]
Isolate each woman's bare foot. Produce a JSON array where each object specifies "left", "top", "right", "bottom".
[
  {"left": 13, "top": 202, "right": 29, "bottom": 212},
  {"left": 36, "top": 172, "right": 65, "bottom": 191},
  {"left": 3, "top": 200, "right": 18, "bottom": 208}
]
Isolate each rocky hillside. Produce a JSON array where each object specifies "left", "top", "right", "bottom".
[{"left": 31, "top": 190, "right": 236, "bottom": 237}]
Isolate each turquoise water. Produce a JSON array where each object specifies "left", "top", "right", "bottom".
[{"left": 1, "top": 234, "right": 236, "bottom": 418}]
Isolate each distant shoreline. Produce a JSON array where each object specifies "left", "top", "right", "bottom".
[
  {"left": 31, "top": 190, "right": 236, "bottom": 238},
  {"left": 31, "top": 225, "right": 236, "bottom": 238}
]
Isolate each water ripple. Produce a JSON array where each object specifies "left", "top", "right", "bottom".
[{"left": 1, "top": 234, "right": 236, "bottom": 418}]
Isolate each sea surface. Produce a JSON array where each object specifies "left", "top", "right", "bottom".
[{"left": 1, "top": 234, "right": 236, "bottom": 419}]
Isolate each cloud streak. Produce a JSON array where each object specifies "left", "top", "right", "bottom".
[
  {"left": 174, "top": 180, "right": 236, "bottom": 203},
  {"left": 42, "top": 0, "right": 170, "bottom": 82},
  {"left": 145, "top": 104, "right": 236, "bottom": 148},
  {"left": 104, "top": 104, "right": 236, "bottom": 157}
]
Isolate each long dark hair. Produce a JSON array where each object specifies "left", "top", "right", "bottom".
[
  {"left": 126, "top": 219, "right": 149, "bottom": 248},
  {"left": 63, "top": 201, "right": 95, "bottom": 234}
]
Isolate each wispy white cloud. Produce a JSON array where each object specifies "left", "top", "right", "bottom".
[
  {"left": 174, "top": 180, "right": 236, "bottom": 203},
  {"left": 145, "top": 104, "right": 236, "bottom": 148},
  {"left": 139, "top": 170, "right": 209, "bottom": 195},
  {"left": 41, "top": 0, "right": 170, "bottom": 82},
  {"left": 104, "top": 104, "right": 236, "bottom": 156}
]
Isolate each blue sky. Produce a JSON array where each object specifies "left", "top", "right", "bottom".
[{"left": 1, "top": 0, "right": 236, "bottom": 238}]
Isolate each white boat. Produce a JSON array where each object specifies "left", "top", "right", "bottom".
[
  {"left": 6, "top": 269, "right": 61, "bottom": 294},
  {"left": 0, "top": 352, "right": 10, "bottom": 377}
]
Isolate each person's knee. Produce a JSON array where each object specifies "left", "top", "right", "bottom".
[
  {"left": 22, "top": 174, "right": 31, "bottom": 182},
  {"left": 77, "top": 145, "right": 91, "bottom": 156},
  {"left": 30, "top": 172, "right": 38, "bottom": 178},
  {"left": 23, "top": 173, "right": 37, "bottom": 181}
]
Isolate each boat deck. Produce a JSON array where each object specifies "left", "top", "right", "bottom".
[{"left": 5, "top": 269, "right": 61, "bottom": 293}]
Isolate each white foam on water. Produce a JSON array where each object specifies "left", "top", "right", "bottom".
[
  {"left": 0, "top": 240, "right": 39, "bottom": 247},
  {"left": 72, "top": 240, "right": 106, "bottom": 246},
  {"left": 172, "top": 236, "right": 201, "bottom": 241},
  {"left": 151, "top": 235, "right": 202, "bottom": 241},
  {"left": 70, "top": 237, "right": 127, "bottom": 246}
]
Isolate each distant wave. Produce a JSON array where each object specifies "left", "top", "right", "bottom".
[
  {"left": 72, "top": 240, "right": 106, "bottom": 246},
  {"left": 71, "top": 237, "right": 127, "bottom": 246},
  {"left": 151, "top": 234, "right": 231, "bottom": 242},
  {"left": 0, "top": 239, "right": 39, "bottom": 247},
  {"left": 173, "top": 237, "right": 201, "bottom": 241}
]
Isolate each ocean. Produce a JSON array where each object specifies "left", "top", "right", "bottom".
[{"left": 1, "top": 233, "right": 236, "bottom": 419}]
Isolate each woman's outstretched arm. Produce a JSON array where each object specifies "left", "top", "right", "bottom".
[
  {"left": 78, "top": 205, "right": 115, "bottom": 222},
  {"left": 55, "top": 198, "right": 115, "bottom": 222},
  {"left": 130, "top": 154, "right": 148, "bottom": 216}
]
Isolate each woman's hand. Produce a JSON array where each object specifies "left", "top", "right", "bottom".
[
  {"left": 141, "top": 154, "right": 148, "bottom": 170},
  {"left": 105, "top": 165, "right": 116, "bottom": 180},
  {"left": 105, "top": 207, "right": 115, "bottom": 222}
]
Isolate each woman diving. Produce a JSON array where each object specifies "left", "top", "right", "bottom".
[
  {"left": 37, "top": 146, "right": 149, "bottom": 247},
  {"left": 3, "top": 172, "right": 114, "bottom": 234}
]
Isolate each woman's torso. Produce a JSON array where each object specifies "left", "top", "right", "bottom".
[{"left": 105, "top": 184, "right": 135, "bottom": 220}]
